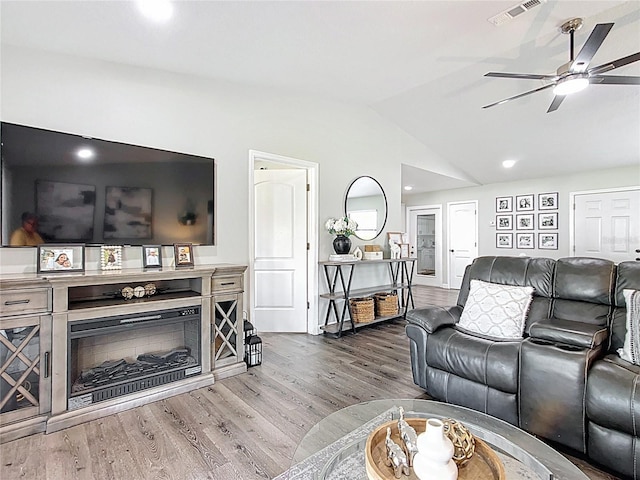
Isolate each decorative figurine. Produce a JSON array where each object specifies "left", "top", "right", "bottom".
[
  {"left": 397, "top": 406, "right": 419, "bottom": 466},
  {"left": 385, "top": 427, "right": 410, "bottom": 478}
]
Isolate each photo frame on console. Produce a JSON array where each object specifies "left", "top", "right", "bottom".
[
  {"left": 37, "top": 244, "right": 85, "bottom": 274},
  {"left": 100, "top": 245, "right": 122, "bottom": 270},
  {"left": 174, "top": 243, "right": 194, "bottom": 268},
  {"left": 387, "top": 232, "right": 403, "bottom": 245},
  {"left": 142, "top": 245, "right": 163, "bottom": 269}
]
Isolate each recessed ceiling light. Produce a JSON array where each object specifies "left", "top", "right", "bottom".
[
  {"left": 404, "top": 186, "right": 413, "bottom": 191},
  {"left": 77, "top": 148, "right": 94, "bottom": 161},
  {"left": 502, "top": 159, "right": 516, "bottom": 168},
  {"left": 136, "top": 0, "right": 173, "bottom": 23}
]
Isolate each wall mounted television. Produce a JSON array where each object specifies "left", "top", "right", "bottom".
[{"left": 1, "top": 122, "right": 215, "bottom": 247}]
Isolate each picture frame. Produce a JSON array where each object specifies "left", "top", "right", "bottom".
[
  {"left": 538, "top": 212, "right": 558, "bottom": 230},
  {"left": 387, "top": 232, "right": 403, "bottom": 245},
  {"left": 37, "top": 244, "right": 85, "bottom": 274},
  {"left": 496, "top": 233, "right": 513, "bottom": 249},
  {"left": 539, "top": 192, "right": 558, "bottom": 210},
  {"left": 100, "top": 245, "right": 122, "bottom": 270},
  {"left": 142, "top": 245, "right": 163, "bottom": 269},
  {"left": 496, "top": 215, "right": 512, "bottom": 230},
  {"left": 515, "top": 194, "right": 534, "bottom": 212},
  {"left": 399, "top": 243, "right": 410, "bottom": 258},
  {"left": 539, "top": 233, "right": 558, "bottom": 250},
  {"left": 174, "top": 243, "right": 194, "bottom": 268},
  {"left": 516, "top": 214, "right": 535, "bottom": 230},
  {"left": 496, "top": 196, "right": 512, "bottom": 213},
  {"left": 516, "top": 233, "right": 535, "bottom": 249}
]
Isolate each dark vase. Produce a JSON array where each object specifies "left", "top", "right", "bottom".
[{"left": 333, "top": 235, "right": 351, "bottom": 255}]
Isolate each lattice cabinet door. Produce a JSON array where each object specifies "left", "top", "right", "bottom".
[
  {"left": 0, "top": 314, "right": 51, "bottom": 425},
  {"left": 212, "top": 292, "right": 243, "bottom": 368}
]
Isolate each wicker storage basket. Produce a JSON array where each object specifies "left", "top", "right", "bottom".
[
  {"left": 349, "top": 297, "right": 375, "bottom": 323},
  {"left": 374, "top": 292, "right": 399, "bottom": 317}
]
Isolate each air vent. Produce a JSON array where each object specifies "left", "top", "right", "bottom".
[{"left": 488, "top": 0, "right": 546, "bottom": 26}]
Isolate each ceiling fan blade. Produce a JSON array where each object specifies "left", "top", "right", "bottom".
[
  {"left": 590, "top": 75, "right": 640, "bottom": 85},
  {"left": 589, "top": 52, "right": 640, "bottom": 75},
  {"left": 485, "top": 72, "right": 558, "bottom": 80},
  {"left": 570, "top": 23, "right": 614, "bottom": 73},
  {"left": 482, "top": 83, "right": 555, "bottom": 109},
  {"left": 547, "top": 95, "right": 565, "bottom": 113}
]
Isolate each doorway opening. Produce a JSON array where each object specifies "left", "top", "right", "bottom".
[{"left": 406, "top": 205, "right": 443, "bottom": 287}]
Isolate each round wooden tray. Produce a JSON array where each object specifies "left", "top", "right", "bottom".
[{"left": 365, "top": 419, "right": 506, "bottom": 480}]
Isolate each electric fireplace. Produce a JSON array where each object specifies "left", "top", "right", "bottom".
[{"left": 67, "top": 306, "right": 201, "bottom": 410}]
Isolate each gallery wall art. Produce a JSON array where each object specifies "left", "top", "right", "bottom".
[{"left": 495, "top": 192, "right": 558, "bottom": 250}]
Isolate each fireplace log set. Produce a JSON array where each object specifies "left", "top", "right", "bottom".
[{"left": 71, "top": 347, "right": 195, "bottom": 393}]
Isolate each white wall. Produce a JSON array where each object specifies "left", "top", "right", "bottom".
[
  {"left": 0, "top": 46, "right": 449, "bottom": 293},
  {"left": 404, "top": 165, "right": 640, "bottom": 286}
]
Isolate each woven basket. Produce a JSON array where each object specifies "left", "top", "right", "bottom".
[
  {"left": 349, "top": 297, "right": 375, "bottom": 323},
  {"left": 374, "top": 292, "right": 399, "bottom": 317}
]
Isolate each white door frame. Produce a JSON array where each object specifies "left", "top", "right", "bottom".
[
  {"left": 446, "top": 200, "right": 478, "bottom": 289},
  {"left": 248, "top": 150, "right": 319, "bottom": 335},
  {"left": 405, "top": 204, "right": 443, "bottom": 287},
  {"left": 569, "top": 185, "right": 640, "bottom": 257}
]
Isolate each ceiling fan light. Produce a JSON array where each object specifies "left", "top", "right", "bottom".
[{"left": 553, "top": 76, "right": 589, "bottom": 96}]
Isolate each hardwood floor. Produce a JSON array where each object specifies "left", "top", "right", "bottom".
[{"left": 0, "top": 286, "right": 621, "bottom": 479}]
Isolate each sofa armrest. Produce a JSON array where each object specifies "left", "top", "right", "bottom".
[
  {"left": 529, "top": 318, "right": 608, "bottom": 349},
  {"left": 406, "top": 305, "right": 462, "bottom": 334}
]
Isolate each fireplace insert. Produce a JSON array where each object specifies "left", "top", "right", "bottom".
[{"left": 67, "top": 306, "right": 201, "bottom": 410}]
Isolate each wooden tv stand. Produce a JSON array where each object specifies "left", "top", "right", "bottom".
[{"left": 0, "top": 264, "right": 247, "bottom": 442}]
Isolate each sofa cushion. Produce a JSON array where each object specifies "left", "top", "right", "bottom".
[
  {"left": 457, "top": 279, "right": 533, "bottom": 340},
  {"left": 587, "top": 354, "right": 640, "bottom": 436},
  {"left": 618, "top": 289, "right": 640, "bottom": 365},
  {"left": 426, "top": 328, "right": 520, "bottom": 393},
  {"left": 529, "top": 319, "right": 608, "bottom": 349}
]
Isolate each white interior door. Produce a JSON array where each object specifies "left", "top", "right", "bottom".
[
  {"left": 447, "top": 201, "right": 478, "bottom": 289},
  {"left": 253, "top": 169, "right": 308, "bottom": 332},
  {"left": 573, "top": 188, "right": 640, "bottom": 263},
  {"left": 407, "top": 205, "right": 442, "bottom": 287}
]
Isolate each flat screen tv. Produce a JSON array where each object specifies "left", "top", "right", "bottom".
[{"left": 1, "top": 122, "right": 215, "bottom": 246}]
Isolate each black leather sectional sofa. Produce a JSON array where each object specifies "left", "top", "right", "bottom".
[{"left": 406, "top": 256, "right": 639, "bottom": 479}]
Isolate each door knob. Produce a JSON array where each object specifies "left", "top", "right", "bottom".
[
  {"left": 636, "top": 249, "right": 640, "bottom": 253},
  {"left": 450, "top": 249, "right": 454, "bottom": 253}
]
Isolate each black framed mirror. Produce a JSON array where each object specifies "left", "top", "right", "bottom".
[{"left": 344, "top": 176, "right": 387, "bottom": 241}]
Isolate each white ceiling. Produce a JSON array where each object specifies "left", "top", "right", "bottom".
[{"left": 2, "top": 1, "right": 639, "bottom": 194}]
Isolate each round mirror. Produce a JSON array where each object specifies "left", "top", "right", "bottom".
[{"left": 344, "top": 176, "right": 387, "bottom": 241}]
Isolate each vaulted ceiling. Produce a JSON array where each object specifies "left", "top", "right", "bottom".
[{"left": 2, "top": 1, "right": 639, "bottom": 193}]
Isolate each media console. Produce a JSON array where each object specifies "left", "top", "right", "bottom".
[{"left": 0, "top": 264, "right": 247, "bottom": 442}]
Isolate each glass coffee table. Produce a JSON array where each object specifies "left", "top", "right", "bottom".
[{"left": 278, "top": 399, "right": 588, "bottom": 480}]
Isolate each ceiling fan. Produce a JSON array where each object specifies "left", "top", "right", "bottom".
[{"left": 483, "top": 18, "right": 640, "bottom": 113}]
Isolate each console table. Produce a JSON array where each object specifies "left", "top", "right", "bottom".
[{"left": 319, "top": 258, "right": 416, "bottom": 337}]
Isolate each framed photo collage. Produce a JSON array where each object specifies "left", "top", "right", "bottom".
[{"left": 495, "top": 192, "right": 558, "bottom": 250}]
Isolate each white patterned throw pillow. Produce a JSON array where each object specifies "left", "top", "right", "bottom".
[
  {"left": 618, "top": 289, "right": 640, "bottom": 366},
  {"left": 457, "top": 279, "right": 534, "bottom": 340}
]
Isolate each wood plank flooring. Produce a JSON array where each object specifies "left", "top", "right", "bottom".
[{"left": 0, "top": 286, "right": 621, "bottom": 479}]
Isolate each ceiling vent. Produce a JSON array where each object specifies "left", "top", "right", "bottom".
[{"left": 488, "top": 0, "right": 547, "bottom": 26}]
